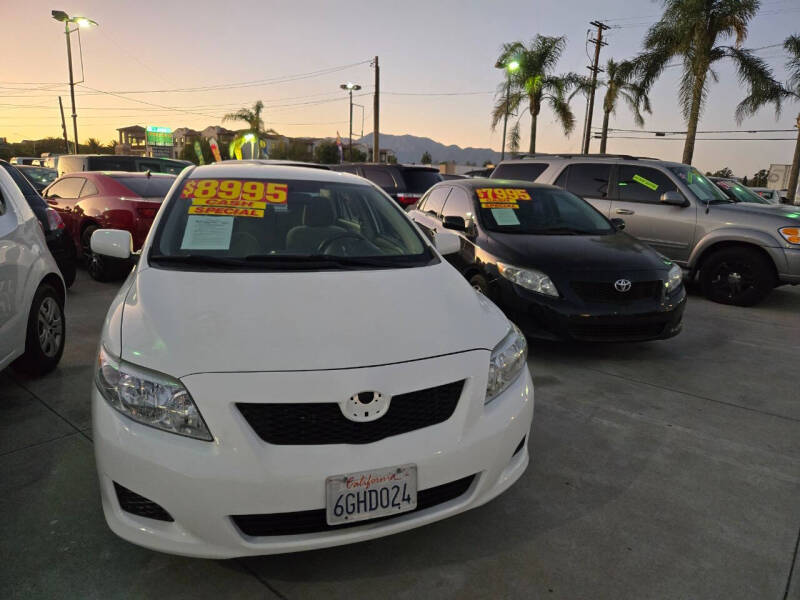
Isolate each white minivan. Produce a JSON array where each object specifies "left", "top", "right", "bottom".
[
  {"left": 90, "top": 163, "right": 534, "bottom": 558},
  {"left": 0, "top": 167, "right": 66, "bottom": 374}
]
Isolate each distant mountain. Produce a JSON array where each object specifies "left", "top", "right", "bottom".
[{"left": 358, "top": 133, "right": 500, "bottom": 165}]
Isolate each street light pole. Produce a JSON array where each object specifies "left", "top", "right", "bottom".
[{"left": 340, "top": 82, "right": 361, "bottom": 161}]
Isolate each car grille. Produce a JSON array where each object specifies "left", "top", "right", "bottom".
[
  {"left": 571, "top": 280, "right": 662, "bottom": 303},
  {"left": 231, "top": 475, "right": 475, "bottom": 537},
  {"left": 114, "top": 482, "right": 173, "bottom": 522},
  {"left": 567, "top": 320, "right": 666, "bottom": 341},
  {"left": 237, "top": 380, "right": 464, "bottom": 445}
]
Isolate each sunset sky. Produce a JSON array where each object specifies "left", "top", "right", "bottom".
[{"left": 1, "top": 0, "right": 798, "bottom": 175}]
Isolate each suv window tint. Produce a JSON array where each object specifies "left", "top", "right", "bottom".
[
  {"left": 401, "top": 169, "right": 442, "bottom": 193},
  {"left": 617, "top": 166, "right": 676, "bottom": 203},
  {"left": 362, "top": 167, "right": 397, "bottom": 189},
  {"left": 337, "top": 166, "right": 359, "bottom": 174},
  {"left": 422, "top": 187, "right": 450, "bottom": 216},
  {"left": 564, "top": 164, "right": 611, "bottom": 199},
  {"left": 491, "top": 163, "right": 548, "bottom": 181},
  {"left": 441, "top": 187, "right": 474, "bottom": 220},
  {"left": 80, "top": 180, "right": 99, "bottom": 197},
  {"left": 553, "top": 167, "right": 568, "bottom": 188},
  {"left": 45, "top": 177, "right": 85, "bottom": 198},
  {"left": 87, "top": 156, "right": 136, "bottom": 171},
  {"left": 112, "top": 175, "right": 175, "bottom": 198}
]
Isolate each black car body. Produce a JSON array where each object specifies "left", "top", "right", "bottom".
[
  {"left": 329, "top": 163, "right": 442, "bottom": 208},
  {"left": 408, "top": 179, "right": 686, "bottom": 342},
  {"left": 14, "top": 165, "right": 58, "bottom": 192},
  {"left": 0, "top": 160, "right": 77, "bottom": 287}
]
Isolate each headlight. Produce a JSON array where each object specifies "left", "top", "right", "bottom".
[
  {"left": 498, "top": 262, "right": 559, "bottom": 297},
  {"left": 665, "top": 263, "right": 683, "bottom": 293},
  {"left": 486, "top": 323, "right": 528, "bottom": 404},
  {"left": 779, "top": 227, "right": 800, "bottom": 245},
  {"left": 95, "top": 346, "right": 212, "bottom": 441}
]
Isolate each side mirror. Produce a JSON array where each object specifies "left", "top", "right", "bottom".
[
  {"left": 441, "top": 215, "right": 466, "bottom": 231},
  {"left": 660, "top": 191, "right": 689, "bottom": 207},
  {"left": 433, "top": 230, "right": 461, "bottom": 255},
  {"left": 91, "top": 229, "right": 132, "bottom": 260},
  {"left": 610, "top": 217, "right": 625, "bottom": 231}
]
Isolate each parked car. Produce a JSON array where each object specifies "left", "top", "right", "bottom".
[
  {"left": 409, "top": 179, "right": 686, "bottom": 342},
  {"left": 491, "top": 155, "right": 800, "bottom": 306},
  {"left": 748, "top": 187, "right": 786, "bottom": 204},
  {"left": 89, "top": 163, "right": 533, "bottom": 558},
  {"left": 708, "top": 177, "right": 772, "bottom": 204},
  {"left": 9, "top": 156, "right": 39, "bottom": 166},
  {"left": 329, "top": 163, "right": 442, "bottom": 208},
  {"left": 222, "top": 159, "right": 331, "bottom": 170},
  {"left": 0, "top": 160, "right": 77, "bottom": 287},
  {"left": 14, "top": 165, "right": 58, "bottom": 192},
  {"left": 441, "top": 173, "right": 467, "bottom": 181},
  {"left": 0, "top": 165, "right": 66, "bottom": 375},
  {"left": 42, "top": 171, "right": 176, "bottom": 280},
  {"left": 56, "top": 154, "right": 191, "bottom": 177}
]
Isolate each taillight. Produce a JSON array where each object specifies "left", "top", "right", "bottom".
[
  {"left": 46, "top": 208, "right": 65, "bottom": 230},
  {"left": 396, "top": 193, "right": 421, "bottom": 206},
  {"left": 137, "top": 206, "right": 158, "bottom": 219}
]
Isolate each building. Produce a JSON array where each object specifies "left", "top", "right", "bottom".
[
  {"left": 115, "top": 125, "right": 146, "bottom": 156},
  {"left": 116, "top": 125, "right": 176, "bottom": 158},
  {"left": 172, "top": 127, "right": 201, "bottom": 158}
]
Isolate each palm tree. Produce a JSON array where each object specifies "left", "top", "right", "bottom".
[
  {"left": 86, "top": 137, "right": 102, "bottom": 153},
  {"left": 223, "top": 100, "right": 265, "bottom": 134},
  {"left": 491, "top": 36, "right": 580, "bottom": 153},
  {"left": 736, "top": 34, "right": 800, "bottom": 204},
  {"left": 634, "top": 0, "right": 778, "bottom": 164},
  {"left": 598, "top": 60, "right": 651, "bottom": 154}
]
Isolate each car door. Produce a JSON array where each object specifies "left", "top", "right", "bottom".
[
  {"left": 0, "top": 178, "right": 30, "bottom": 365},
  {"left": 439, "top": 187, "right": 477, "bottom": 273},
  {"left": 43, "top": 177, "right": 86, "bottom": 239},
  {"left": 408, "top": 186, "right": 451, "bottom": 242},
  {"left": 555, "top": 163, "right": 613, "bottom": 217},
  {"left": 610, "top": 164, "right": 697, "bottom": 262}
]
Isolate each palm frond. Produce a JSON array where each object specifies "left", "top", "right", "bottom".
[
  {"left": 507, "top": 121, "right": 521, "bottom": 155},
  {"left": 785, "top": 34, "right": 800, "bottom": 93},
  {"left": 546, "top": 92, "right": 575, "bottom": 135},
  {"left": 725, "top": 45, "right": 787, "bottom": 122}
]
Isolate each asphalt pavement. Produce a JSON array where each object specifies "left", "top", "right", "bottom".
[{"left": 1, "top": 269, "right": 798, "bottom": 600}]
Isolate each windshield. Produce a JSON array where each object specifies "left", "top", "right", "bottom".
[
  {"left": 476, "top": 186, "right": 614, "bottom": 234},
  {"left": 112, "top": 175, "right": 176, "bottom": 198},
  {"left": 19, "top": 166, "right": 57, "bottom": 188},
  {"left": 668, "top": 166, "right": 731, "bottom": 204},
  {"left": 150, "top": 176, "right": 433, "bottom": 270},
  {"left": 713, "top": 179, "right": 771, "bottom": 204}
]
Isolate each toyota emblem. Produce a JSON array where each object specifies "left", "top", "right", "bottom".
[{"left": 614, "top": 279, "right": 632, "bottom": 292}]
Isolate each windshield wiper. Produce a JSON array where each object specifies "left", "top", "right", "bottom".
[
  {"left": 535, "top": 227, "right": 596, "bottom": 235},
  {"left": 244, "top": 254, "right": 418, "bottom": 268},
  {"left": 149, "top": 254, "right": 248, "bottom": 267}
]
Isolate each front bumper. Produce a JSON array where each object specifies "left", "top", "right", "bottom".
[
  {"left": 776, "top": 247, "right": 800, "bottom": 284},
  {"left": 93, "top": 350, "right": 534, "bottom": 558}
]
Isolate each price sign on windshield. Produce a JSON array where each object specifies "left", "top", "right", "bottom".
[{"left": 180, "top": 179, "right": 288, "bottom": 218}]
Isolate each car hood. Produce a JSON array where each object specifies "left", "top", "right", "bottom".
[
  {"left": 486, "top": 231, "right": 668, "bottom": 272},
  {"left": 713, "top": 202, "right": 800, "bottom": 219},
  {"left": 119, "top": 261, "right": 509, "bottom": 377}
]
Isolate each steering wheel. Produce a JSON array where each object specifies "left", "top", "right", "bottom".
[{"left": 317, "top": 232, "right": 366, "bottom": 254}]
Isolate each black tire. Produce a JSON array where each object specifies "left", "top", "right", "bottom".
[
  {"left": 11, "top": 284, "right": 65, "bottom": 376},
  {"left": 81, "top": 225, "right": 129, "bottom": 282},
  {"left": 469, "top": 273, "right": 489, "bottom": 295},
  {"left": 699, "top": 247, "right": 776, "bottom": 306}
]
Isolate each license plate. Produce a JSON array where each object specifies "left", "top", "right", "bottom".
[{"left": 325, "top": 464, "right": 417, "bottom": 526}]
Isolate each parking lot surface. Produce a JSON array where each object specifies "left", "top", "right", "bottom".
[{"left": 1, "top": 269, "right": 799, "bottom": 600}]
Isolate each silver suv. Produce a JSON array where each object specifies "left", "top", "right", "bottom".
[{"left": 491, "top": 155, "right": 800, "bottom": 306}]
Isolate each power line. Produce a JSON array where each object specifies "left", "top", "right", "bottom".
[
  {"left": 595, "top": 127, "right": 797, "bottom": 134},
  {"left": 599, "top": 135, "right": 795, "bottom": 140}
]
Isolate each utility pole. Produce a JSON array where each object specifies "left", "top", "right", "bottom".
[
  {"left": 58, "top": 96, "right": 70, "bottom": 153},
  {"left": 372, "top": 56, "right": 380, "bottom": 162},
  {"left": 582, "top": 20, "right": 609, "bottom": 154}
]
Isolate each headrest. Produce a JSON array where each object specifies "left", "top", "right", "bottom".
[{"left": 302, "top": 198, "right": 336, "bottom": 227}]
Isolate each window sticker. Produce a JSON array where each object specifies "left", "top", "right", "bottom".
[
  {"left": 632, "top": 174, "right": 659, "bottom": 191},
  {"left": 180, "top": 215, "right": 234, "bottom": 250},
  {"left": 476, "top": 188, "right": 531, "bottom": 204},
  {"left": 491, "top": 208, "right": 520, "bottom": 226},
  {"left": 180, "top": 179, "right": 288, "bottom": 218}
]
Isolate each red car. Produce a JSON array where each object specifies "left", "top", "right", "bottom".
[{"left": 42, "top": 171, "right": 176, "bottom": 280}]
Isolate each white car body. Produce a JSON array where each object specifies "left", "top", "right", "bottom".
[
  {"left": 92, "top": 164, "right": 534, "bottom": 558},
  {"left": 0, "top": 167, "right": 64, "bottom": 371}
]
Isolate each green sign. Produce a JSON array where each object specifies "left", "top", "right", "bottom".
[
  {"left": 632, "top": 174, "right": 659, "bottom": 191},
  {"left": 146, "top": 125, "right": 173, "bottom": 147}
]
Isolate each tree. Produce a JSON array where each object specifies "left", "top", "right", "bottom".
[
  {"left": 351, "top": 147, "right": 368, "bottom": 162},
  {"left": 736, "top": 34, "right": 800, "bottom": 203},
  {"left": 634, "top": 0, "right": 778, "bottom": 164},
  {"left": 224, "top": 100, "right": 265, "bottom": 134},
  {"left": 751, "top": 169, "right": 768, "bottom": 187},
  {"left": 86, "top": 138, "right": 102, "bottom": 153},
  {"left": 270, "top": 140, "right": 313, "bottom": 161},
  {"left": 742, "top": 176, "right": 749, "bottom": 186},
  {"left": 314, "top": 141, "right": 341, "bottom": 164},
  {"left": 711, "top": 167, "right": 734, "bottom": 178},
  {"left": 421, "top": 151, "right": 432, "bottom": 164},
  {"left": 491, "top": 35, "right": 580, "bottom": 153}
]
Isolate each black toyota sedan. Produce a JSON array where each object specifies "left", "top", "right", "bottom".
[{"left": 408, "top": 179, "right": 686, "bottom": 342}]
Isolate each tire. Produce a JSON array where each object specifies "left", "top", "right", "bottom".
[
  {"left": 699, "top": 247, "right": 776, "bottom": 306},
  {"left": 469, "top": 273, "right": 489, "bottom": 295},
  {"left": 11, "top": 284, "right": 65, "bottom": 376},
  {"left": 81, "top": 225, "right": 129, "bottom": 282}
]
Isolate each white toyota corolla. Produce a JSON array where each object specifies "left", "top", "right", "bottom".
[{"left": 91, "top": 163, "right": 533, "bottom": 558}]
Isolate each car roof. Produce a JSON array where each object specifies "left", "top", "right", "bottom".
[
  {"left": 188, "top": 163, "right": 368, "bottom": 184},
  {"left": 61, "top": 170, "right": 175, "bottom": 178},
  {"left": 495, "top": 154, "right": 688, "bottom": 169},
  {"left": 221, "top": 159, "right": 330, "bottom": 170},
  {"left": 444, "top": 177, "right": 562, "bottom": 191}
]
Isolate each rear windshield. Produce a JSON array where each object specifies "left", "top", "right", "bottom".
[
  {"left": 401, "top": 169, "right": 443, "bottom": 193},
  {"left": 112, "top": 175, "right": 176, "bottom": 198},
  {"left": 475, "top": 186, "right": 613, "bottom": 235},
  {"left": 149, "top": 176, "right": 432, "bottom": 270},
  {"left": 490, "top": 163, "right": 548, "bottom": 181},
  {"left": 87, "top": 156, "right": 137, "bottom": 171}
]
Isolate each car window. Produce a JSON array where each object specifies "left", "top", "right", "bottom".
[
  {"left": 361, "top": 167, "right": 397, "bottom": 189},
  {"left": 80, "top": 180, "right": 99, "bottom": 197},
  {"left": 441, "top": 187, "right": 475, "bottom": 221},
  {"left": 19, "top": 166, "right": 57, "bottom": 189},
  {"left": 401, "top": 169, "right": 442, "bottom": 193},
  {"left": 45, "top": 177, "right": 85, "bottom": 199},
  {"left": 667, "top": 166, "right": 731, "bottom": 204},
  {"left": 713, "top": 179, "right": 770, "bottom": 204},
  {"left": 138, "top": 161, "right": 164, "bottom": 173},
  {"left": 421, "top": 187, "right": 450, "bottom": 217},
  {"left": 563, "top": 164, "right": 611, "bottom": 199},
  {"left": 491, "top": 163, "right": 548, "bottom": 182},
  {"left": 87, "top": 156, "right": 136, "bottom": 171},
  {"left": 337, "top": 166, "right": 359, "bottom": 174},
  {"left": 1, "top": 163, "right": 40, "bottom": 203},
  {"left": 553, "top": 167, "right": 568, "bottom": 188},
  {"left": 111, "top": 175, "right": 176, "bottom": 198},
  {"left": 616, "top": 166, "right": 677, "bottom": 204}
]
